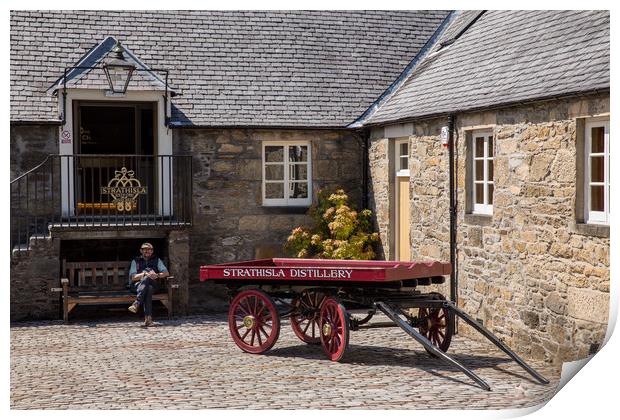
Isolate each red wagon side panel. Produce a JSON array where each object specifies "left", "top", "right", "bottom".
[{"left": 199, "top": 258, "right": 450, "bottom": 283}]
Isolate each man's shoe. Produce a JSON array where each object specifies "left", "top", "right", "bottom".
[
  {"left": 143, "top": 316, "right": 154, "bottom": 327},
  {"left": 128, "top": 302, "right": 139, "bottom": 313}
]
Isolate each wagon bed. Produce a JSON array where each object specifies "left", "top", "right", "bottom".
[
  {"left": 200, "top": 258, "right": 548, "bottom": 391},
  {"left": 199, "top": 258, "right": 451, "bottom": 287}
]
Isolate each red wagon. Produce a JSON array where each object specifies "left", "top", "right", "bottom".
[{"left": 200, "top": 258, "right": 548, "bottom": 390}]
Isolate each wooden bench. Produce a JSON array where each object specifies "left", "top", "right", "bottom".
[{"left": 56, "top": 259, "right": 178, "bottom": 323}]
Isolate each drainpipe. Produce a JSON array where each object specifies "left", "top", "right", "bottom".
[
  {"left": 448, "top": 114, "right": 458, "bottom": 305},
  {"left": 358, "top": 129, "right": 370, "bottom": 210}
]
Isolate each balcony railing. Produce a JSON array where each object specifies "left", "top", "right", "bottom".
[{"left": 10, "top": 154, "right": 193, "bottom": 253}]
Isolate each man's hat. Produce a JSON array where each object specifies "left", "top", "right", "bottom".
[{"left": 141, "top": 242, "right": 154, "bottom": 250}]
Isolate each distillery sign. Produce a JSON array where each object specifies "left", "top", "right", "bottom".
[
  {"left": 100, "top": 167, "right": 148, "bottom": 212},
  {"left": 222, "top": 268, "right": 354, "bottom": 279}
]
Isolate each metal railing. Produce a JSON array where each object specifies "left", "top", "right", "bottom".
[{"left": 10, "top": 154, "right": 193, "bottom": 253}]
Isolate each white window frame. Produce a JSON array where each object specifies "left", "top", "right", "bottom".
[
  {"left": 471, "top": 131, "right": 494, "bottom": 215},
  {"left": 585, "top": 120, "right": 610, "bottom": 225},
  {"left": 395, "top": 139, "right": 410, "bottom": 177},
  {"left": 262, "top": 141, "right": 312, "bottom": 207}
]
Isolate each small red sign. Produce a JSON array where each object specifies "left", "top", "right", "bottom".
[{"left": 61, "top": 130, "right": 71, "bottom": 144}]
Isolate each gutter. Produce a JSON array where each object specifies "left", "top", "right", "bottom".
[{"left": 10, "top": 120, "right": 63, "bottom": 126}]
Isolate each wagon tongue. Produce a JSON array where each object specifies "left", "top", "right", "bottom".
[{"left": 375, "top": 301, "right": 549, "bottom": 391}]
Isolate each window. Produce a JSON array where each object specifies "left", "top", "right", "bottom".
[
  {"left": 262, "top": 141, "right": 311, "bottom": 206},
  {"left": 585, "top": 120, "right": 610, "bottom": 224},
  {"left": 396, "top": 140, "right": 409, "bottom": 175},
  {"left": 471, "top": 132, "right": 494, "bottom": 215}
]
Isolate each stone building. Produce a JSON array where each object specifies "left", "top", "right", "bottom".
[
  {"left": 9, "top": 10, "right": 448, "bottom": 318},
  {"left": 10, "top": 10, "right": 610, "bottom": 366},
  {"left": 357, "top": 10, "right": 610, "bottom": 364}
]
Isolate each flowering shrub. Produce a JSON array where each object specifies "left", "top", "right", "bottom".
[{"left": 285, "top": 189, "right": 379, "bottom": 260}]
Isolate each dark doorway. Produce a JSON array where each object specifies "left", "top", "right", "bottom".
[{"left": 74, "top": 102, "right": 156, "bottom": 215}]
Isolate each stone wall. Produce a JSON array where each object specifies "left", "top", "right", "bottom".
[
  {"left": 174, "top": 128, "right": 364, "bottom": 312},
  {"left": 10, "top": 236, "right": 61, "bottom": 321},
  {"left": 368, "top": 94, "right": 610, "bottom": 365},
  {"left": 10, "top": 125, "right": 58, "bottom": 180}
]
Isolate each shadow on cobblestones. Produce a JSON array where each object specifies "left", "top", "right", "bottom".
[{"left": 11, "top": 314, "right": 560, "bottom": 409}]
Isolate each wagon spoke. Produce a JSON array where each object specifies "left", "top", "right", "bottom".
[
  {"left": 259, "top": 326, "right": 270, "bottom": 340},
  {"left": 256, "top": 328, "right": 263, "bottom": 346},
  {"left": 302, "top": 320, "right": 311, "bottom": 334},
  {"left": 250, "top": 330, "right": 256, "bottom": 346},
  {"left": 240, "top": 328, "right": 251, "bottom": 340},
  {"left": 257, "top": 302, "right": 266, "bottom": 317},
  {"left": 237, "top": 302, "right": 250, "bottom": 316},
  {"left": 253, "top": 296, "right": 259, "bottom": 315},
  {"left": 239, "top": 300, "right": 252, "bottom": 316}
]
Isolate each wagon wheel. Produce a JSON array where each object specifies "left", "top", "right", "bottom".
[
  {"left": 228, "top": 289, "right": 280, "bottom": 354},
  {"left": 290, "top": 290, "right": 325, "bottom": 344},
  {"left": 418, "top": 294, "right": 453, "bottom": 356},
  {"left": 319, "top": 297, "right": 350, "bottom": 362}
]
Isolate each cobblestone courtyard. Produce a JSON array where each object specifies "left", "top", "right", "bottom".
[{"left": 11, "top": 313, "right": 560, "bottom": 409}]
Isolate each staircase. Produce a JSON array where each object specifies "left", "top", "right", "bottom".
[{"left": 10, "top": 155, "right": 59, "bottom": 255}]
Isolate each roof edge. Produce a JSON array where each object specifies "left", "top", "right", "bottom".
[
  {"left": 347, "top": 10, "right": 458, "bottom": 128},
  {"left": 362, "top": 88, "right": 611, "bottom": 128}
]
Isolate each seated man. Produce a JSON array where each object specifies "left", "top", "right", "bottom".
[{"left": 128, "top": 242, "right": 170, "bottom": 327}]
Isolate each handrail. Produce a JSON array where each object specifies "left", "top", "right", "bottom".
[
  {"left": 10, "top": 155, "right": 52, "bottom": 184},
  {"left": 10, "top": 154, "right": 193, "bottom": 254}
]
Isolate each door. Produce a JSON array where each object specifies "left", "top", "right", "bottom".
[
  {"left": 395, "top": 140, "right": 410, "bottom": 261},
  {"left": 74, "top": 103, "right": 156, "bottom": 214},
  {"left": 397, "top": 176, "right": 411, "bottom": 260}
]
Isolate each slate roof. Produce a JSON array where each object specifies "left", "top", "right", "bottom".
[
  {"left": 10, "top": 10, "right": 448, "bottom": 127},
  {"left": 46, "top": 37, "right": 170, "bottom": 94},
  {"left": 365, "top": 10, "right": 610, "bottom": 125}
]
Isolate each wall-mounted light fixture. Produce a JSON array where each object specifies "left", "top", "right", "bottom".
[
  {"left": 60, "top": 41, "right": 171, "bottom": 127},
  {"left": 102, "top": 41, "right": 135, "bottom": 94}
]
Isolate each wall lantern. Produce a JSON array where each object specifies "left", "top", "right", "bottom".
[
  {"left": 60, "top": 40, "right": 172, "bottom": 127},
  {"left": 102, "top": 41, "right": 135, "bottom": 94}
]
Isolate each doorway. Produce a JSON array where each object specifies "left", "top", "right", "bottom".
[
  {"left": 395, "top": 140, "right": 410, "bottom": 261},
  {"left": 73, "top": 102, "right": 156, "bottom": 214}
]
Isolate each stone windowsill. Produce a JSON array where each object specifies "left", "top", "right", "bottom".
[
  {"left": 571, "top": 222, "right": 610, "bottom": 238},
  {"left": 463, "top": 213, "right": 493, "bottom": 226},
  {"left": 261, "top": 206, "right": 309, "bottom": 215}
]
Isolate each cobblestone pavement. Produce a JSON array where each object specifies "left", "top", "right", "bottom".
[{"left": 11, "top": 313, "right": 560, "bottom": 409}]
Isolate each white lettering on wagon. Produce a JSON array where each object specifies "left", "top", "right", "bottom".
[
  {"left": 290, "top": 269, "right": 353, "bottom": 279},
  {"left": 223, "top": 268, "right": 286, "bottom": 277},
  {"left": 222, "top": 268, "right": 354, "bottom": 279}
]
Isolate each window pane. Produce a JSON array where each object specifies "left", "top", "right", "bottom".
[
  {"left": 265, "top": 146, "right": 284, "bottom": 162},
  {"left": 475, "top": 137, "right": 484, "bottom": 158},
  {"left": 590, "top": 156, "right": 605, "bottom": 183},
  {"left": 475, "top": 183, "right": 484, "bottom": 204},
  {"left": 400, "top": 157, "right": 408, "bottom": 171},
  {"left": 289, "top": 182, "right": 308, "bottom": 199},
  {"left": 265, "top": 164, "right": 284, "bottom": 181},
  {"left": 289, "top": 164, "right": 308, "bottom": 181},
  {"left": 289, "top": 145, "right": 308, "bottom": 163},
  {"left": 488, "top": 159, "right": 494, "bottom": 181},
  {"left": 475, "top": 160, "right": 484, "bottom": 181},
  {"left": 590, "top": 186, "right": 604, "bottom": 212},
  {"left": 488, "top": 183, "right": 494, "bottom": 205},
  {"left": 400, "top": 142, "right": 408, "bottom": 157},
  {"left": 265, "top": 183, "right": 284, "bottom": 199},
  {"left": 487, "top": 137, "right": 494, "bottom": 157},
  {"left": 591, "top": 127, "right": 605, "bottom": 153}
]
